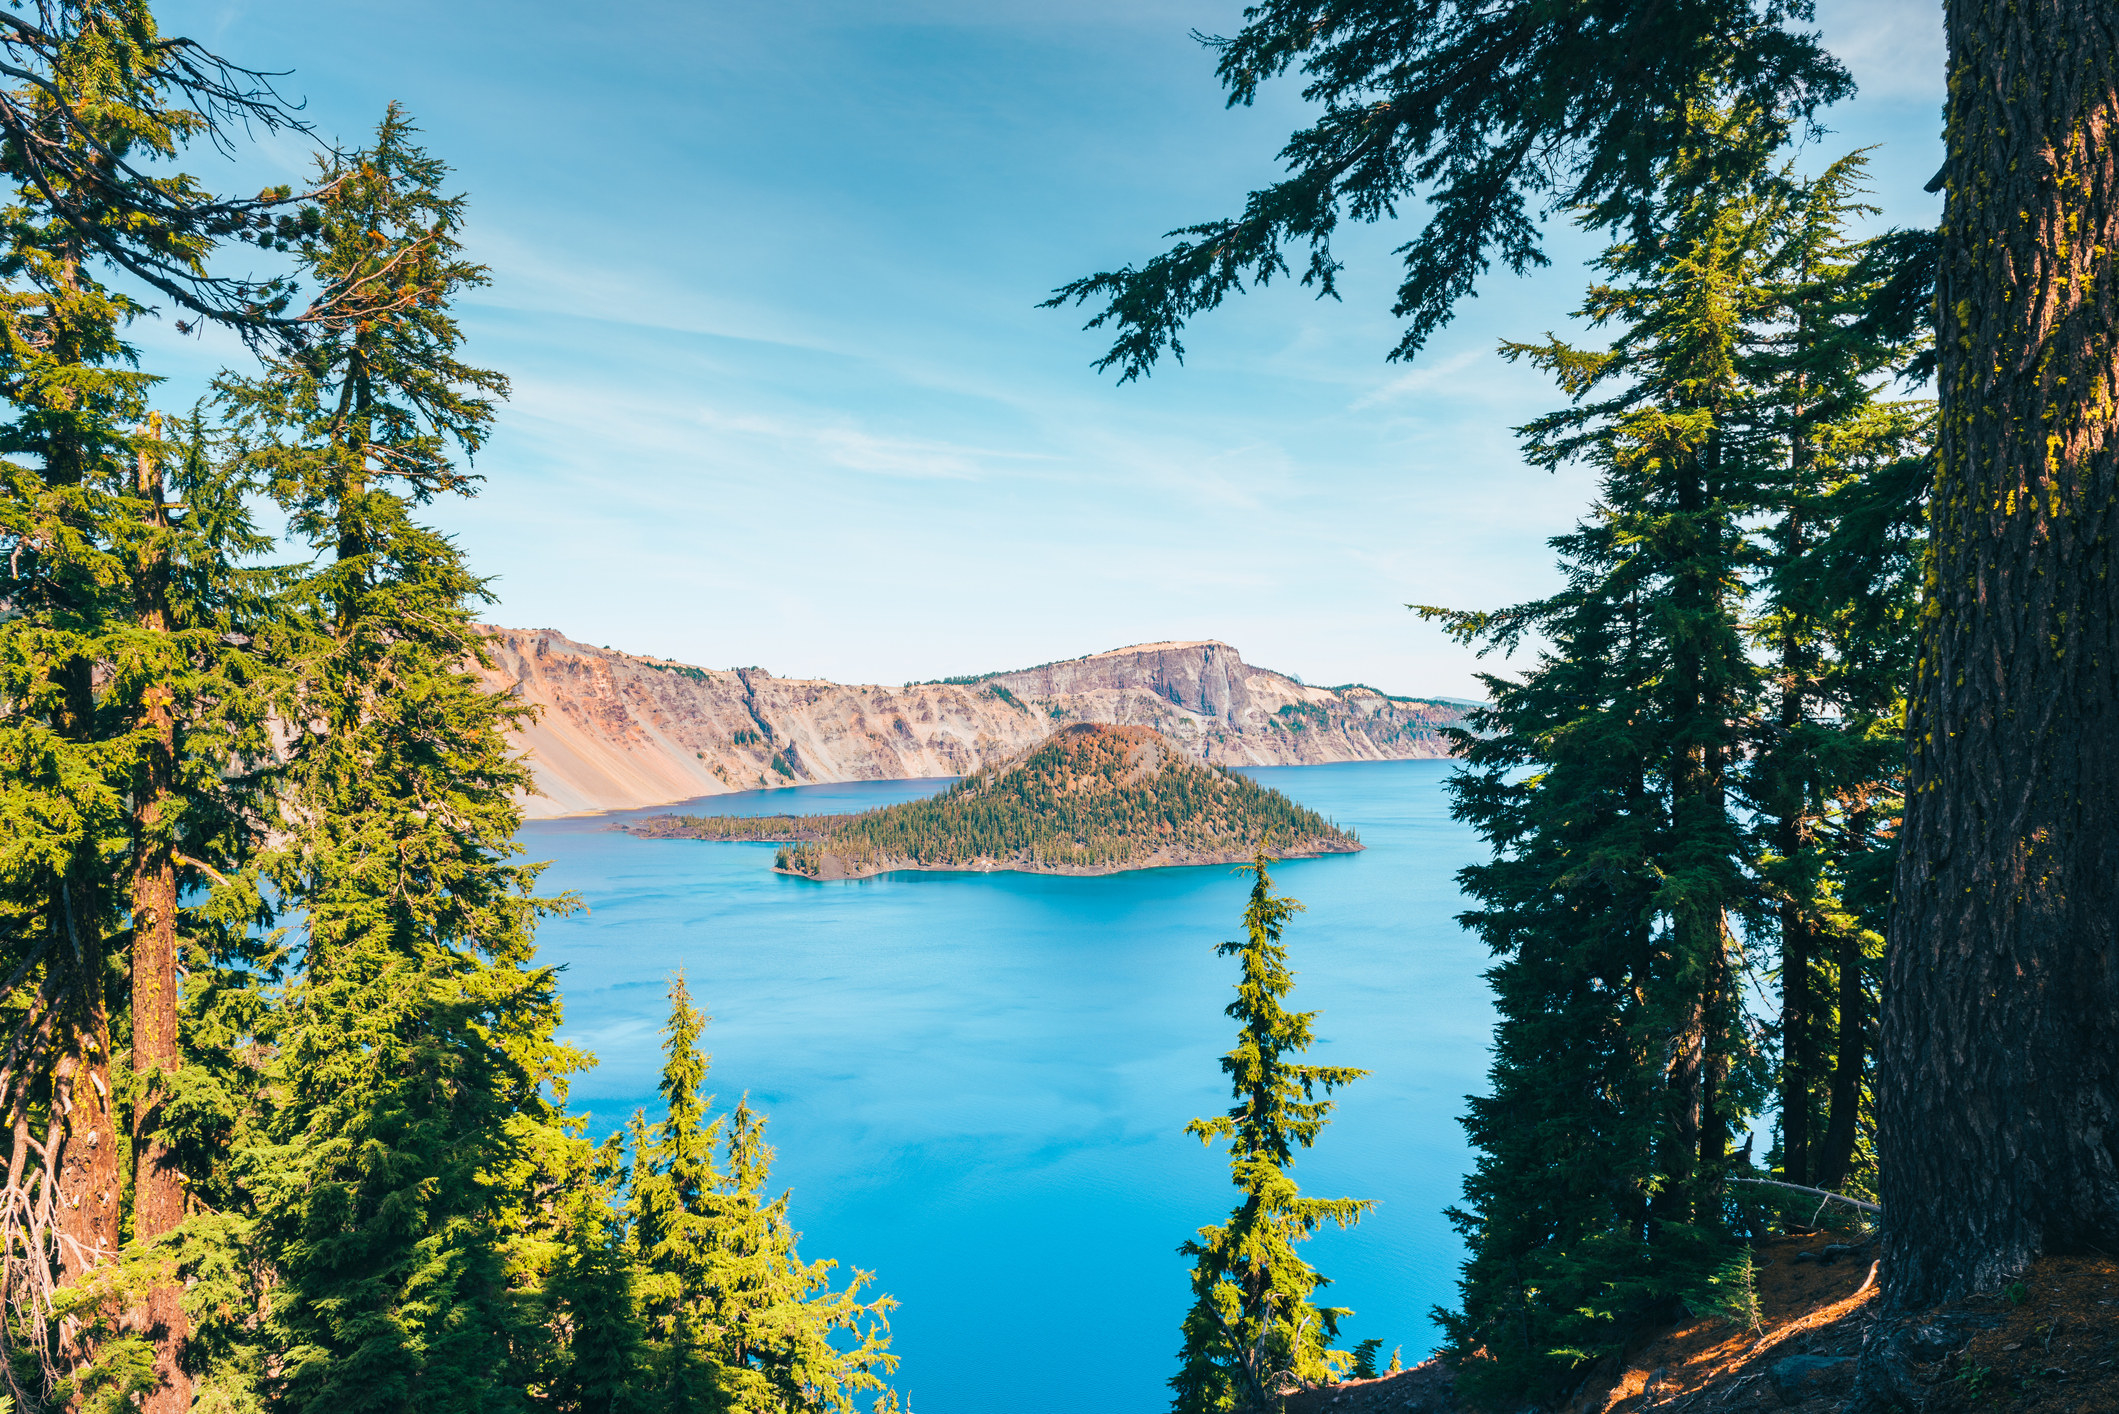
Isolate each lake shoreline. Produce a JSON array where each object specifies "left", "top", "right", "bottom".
[{"left": 772, "top": 837, "right": 1364, "bottom": 881}]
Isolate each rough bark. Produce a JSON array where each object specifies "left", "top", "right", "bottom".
[
  {"left": 51, "top": 641, "right": 120, "bottom": 1292},
  {"left": 129, "top": 432, "right": 190, "bottom": 1413},
  {"left": 1777, "top": 397, "right": 1814, "bottom": 1191},
  {"left": 52, "top": 869, "right": 117, "bottom": 1285},
  {"left": 1812, "top": 921, "right": 1865, "bottom": 1190},
  {"left": 1877, "top": 0, "right": 2119, "bottom": 1311}
]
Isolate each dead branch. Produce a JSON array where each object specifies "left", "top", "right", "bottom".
[
  {"left": 1731, "top": 1176, "right": 1881, "bottom": 1215},
  {"left": 173, "top": 852, "right": 233, "bottom": 889}
]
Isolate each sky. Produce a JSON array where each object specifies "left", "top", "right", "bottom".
[{"left": 148, "top": 0, "right": 1947, "bottom": 698}]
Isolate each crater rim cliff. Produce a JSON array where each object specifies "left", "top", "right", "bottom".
[{"left": 475, "top": 626, "right": 1468, "bottom": 818}]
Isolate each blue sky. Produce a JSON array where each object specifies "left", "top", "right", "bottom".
[{"left": 151, "top": 0, "right": 1945, "bottom": 697}]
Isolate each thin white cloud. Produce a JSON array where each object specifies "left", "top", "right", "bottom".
[
  {"left": 1817, "top": 0, "right": 1945, "bottom": 103},
  {"left": 499, "top": 374, "right": 1055, "bottom": 486},
  {"left": 466, "top": 227, "right": 860, "bottom": 358},
  {"left": 1350, "top": 348, "right": 1492, "bottom": 410}
]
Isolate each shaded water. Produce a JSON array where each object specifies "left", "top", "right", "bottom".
[{"left": 521, "top": 759, "right": 1492, "bottom": 1414}]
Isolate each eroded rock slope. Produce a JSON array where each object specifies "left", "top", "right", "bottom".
[{"left": 477, "top": 627, "right": 1461, "bottom": 817}]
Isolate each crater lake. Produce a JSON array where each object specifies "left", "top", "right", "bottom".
[{"left": 520, "top": 758, "right": 1490, "bottom": 1414}]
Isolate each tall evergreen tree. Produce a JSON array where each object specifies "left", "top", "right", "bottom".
[
  {"left": 214, "top": 107, "right": 586, "bottom": 1413},
  {"left": 628, "top": 975, "right": 726, "bottom": 1412},
  {"left": 1736, "top": 154, "right": 1928, "bottom": 1198},
  {"left": 1876, "top": 0, "right": 2119, "bottom": 1310},
  {"left": 544, "top": 1139, "right": 647, "bottom": 1414},
  {"left": 1049, "top": 0, "right": 2119, "bottom": 1314},
  {"left": 1422, "top": 165, "right": 1777, "bottom": 1403},
  {"left": 106, "top": 408, "right": 287, "bottom": 1414},
  {"left": 1171, "top": 856, "right": 1368, "bottom": 1414},
  {"left": 628, "top": 976, "right": 899, "bottom": 1414},
  {"left": 710, "top": 1097, "right": 897, "bottom": 1414},
  {"left": 0, "top": 5, "right": 298, "bottom": 1399}
]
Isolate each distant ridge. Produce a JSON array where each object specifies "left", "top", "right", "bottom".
[{"left": 475, "top": 626, "right": 1462, "bottom": 818}]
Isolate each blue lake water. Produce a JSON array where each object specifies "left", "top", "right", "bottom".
[{"left": 520, "top": 759, "right": 1493, "bottom": 1414}]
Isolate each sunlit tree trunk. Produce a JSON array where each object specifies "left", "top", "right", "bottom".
[{"left": 129, "top": 423, "right": 190, "bottom": 1413}]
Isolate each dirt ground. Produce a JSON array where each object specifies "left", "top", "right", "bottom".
[
  {"left": 1279, "top": 1237, "right": 2119, "bottom": 1413},
  {"left": 1865, "top": 1254, "right": 2119, "bottom": 1414},
  {"left": 1280, "top": 1353, "right": 1459, "bottom": 1414},
  {"left": 1562, "top": 1233, "right": 1884, "bottom": 1412}
]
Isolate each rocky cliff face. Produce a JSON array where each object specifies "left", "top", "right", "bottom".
[{"left": 476, "top": 626, "right": 1461, "bottom": 817}]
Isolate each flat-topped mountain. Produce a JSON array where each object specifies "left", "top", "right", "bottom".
[
  {"left": 475, "top": 627, "right": 1462, "bottom": 817},
  {"left": 774, "top": 723, "right": 1360, "bottom": 879}
]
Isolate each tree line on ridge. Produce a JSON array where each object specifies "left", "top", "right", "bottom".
[{"left": 776, "top": 726, "right": 1357, "bottom": 877}]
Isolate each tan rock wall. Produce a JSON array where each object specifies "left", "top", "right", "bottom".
[{"left": 476, "top": 627, "right": 1460, "bottom": 817}]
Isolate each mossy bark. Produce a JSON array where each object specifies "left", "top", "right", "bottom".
[{"left": 1878, "top": 0, "right": 2119, "bottom": 1311}]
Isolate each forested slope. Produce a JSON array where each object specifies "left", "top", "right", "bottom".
[{"left": 775, "top": 723, "right": 1359, "bottom": 878}]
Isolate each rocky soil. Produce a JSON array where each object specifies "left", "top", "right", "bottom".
[
  {"left": 476, "top": 628, "right": 1462, "bottom": 817},
  {"left": 1305, "top": 1236, "right": 2119, "bottom": 1414}
]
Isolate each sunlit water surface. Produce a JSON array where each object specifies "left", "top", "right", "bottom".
[{"left": 521, "top": 759, "right": 1491, "bottom": 1414}]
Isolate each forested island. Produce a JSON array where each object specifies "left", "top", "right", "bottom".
[
  {"left": 5, "top": 0, "right": 2114, "bottom": 1410},
  {"left": 620, "top": 812, "right": 856, "bottom": 842},
  {"left": 760, "top": 723, "right": 1360, "bottom": 878}
]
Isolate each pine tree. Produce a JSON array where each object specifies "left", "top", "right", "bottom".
[
  {"left": 1171, "top": 855, "right": 1369, "bottom": 1414},
  {"left": 628, "top": 974, "right": 728, "bottom": 1411},
  {"left": 629, "top": 977, "right": 900, "bottom": 1414},
  {"left": 1047, "top": 0, "right": 2119, "bottom": 1314},
  {"left": 546, "top": 1139, "right": 648, "bottom": 1414},
  {"left": 1737, "top": 154, "right": 1928, "bottom": 1198},
  {"left": 0, "top": 2, "right": 316, "bottom": 334},
  {"left": 215, "top": 107, "right": 586, "bottom": 1413},
  {"left": 1873, "top": 0, "right": 2119, "bottom": 1308},
  {"left": 0, "top": 7, "right": 299, "bottom": 1399},
  {"left": 707, "top": 1097, "right": 897, "bottom": 1414},
  {"left": 1044, "top": 1, "right": 1848, "bottom": 377},
  {"left": 1423, "top": 160, "right": 1779, "bottom": 1402},
  {"left": 0, "top": 118, "right": 161, "bottom": 1394}
]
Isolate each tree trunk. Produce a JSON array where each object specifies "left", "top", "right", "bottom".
[
  {"left": 1877, "top": 0, "right": 2119, "bottom": 1311},
  {"left": 1658, "top": 442, "right": 1733, "bottom": 1226},
  {"left": 1813, "top": 922, "right": 1865, "bottom": 1190},
  {"left": 52, "top": 868, "right": 118, "bottom": 1285},
  {"left": 1775, "top": 499, "right": 1814, "bottom": 1188},
  {"left": 130, "top": 427, "right": 191, "bottom": 1413},
  {"left": 41, "top": 251, "right": 122, "bottom": 1363},
  {"left": 1779, "top": 903, "right": 1811, "bottom": 1186}
]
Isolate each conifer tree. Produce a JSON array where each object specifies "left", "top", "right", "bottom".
[
  {"left": 215, "top": 107, "right": 586, "bottom": 1413},
  {"left": 106, "top": 408, "right": 288, "bottom": 1414},
  {"left": 0, "top": 7, "right": 298, "bottom": 1399},
  {"left": 628, "top": 975, "right": 727, "bottom": 1410},
  {"left": 708, "top": 1097, "right": 897, "bottom": 1414},
  {"left": 1423, "top": 163, "right": 1777, "bottom": 1402},
  {"left": 1051, "top": 0, "right": 2119, "bottom": 1312},
  {"left": 629, "top": 976, "right": 899, "bottom": 1414},
  {"left": 1171, "top": 855, "right": 1368, "bottom": 1414},
  {"left": 0, "top": 0, "right": 313, "bottom": 335},
  {"left": 1423, "top": 147, "right": 1929, "bottom": 1401},
  {"left": 545, "top": 1140, "right": 648, "bottom": 1414},
  {"left": 1737, "top": 155, "right": 1928, "bottom": 1197}
]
